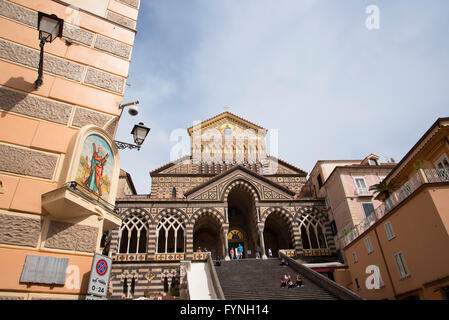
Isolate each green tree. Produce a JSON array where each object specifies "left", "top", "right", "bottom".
[{"left": 369, "top": 179, "right": 398, "bottom": 201}]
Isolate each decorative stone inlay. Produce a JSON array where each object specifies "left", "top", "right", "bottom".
[
  {"left": 94, "top": 35, "right": 132, "bottom": 60},
  {"left": 62, "top": 23, "right": 94, "bottom": 46},
  {"left": 84, "top": 68, "right": 125, "bottom": 94},
  {"left": 0, "top": 39, "right": 85, "bottom": 82},
  {"left": 0, "top": 214, "right": 41, "bottom": 247},
  {"left": 0, "top": 0, "right": 37, "bottom": 27},
  {"left": 72, "top": 106, "right": 113, "bottom": 128},
  {"left": 45, "top": 221, "right": 98, "bottom": 253},
  {"left": 0, "top": 144, "right": 58, "bottom": 179},
  {"left": 117, "top": 0, "right": 140, "bottom": 8},
  {"left": 0, "top": 87, "right": 73, "bottom": 125},
  {"left": 106, "top": 11, "right": 136, "bottom": 29}
]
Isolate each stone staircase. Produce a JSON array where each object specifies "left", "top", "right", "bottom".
[{"left": 214, "top": 258, "right": 339, "bottom": 300}]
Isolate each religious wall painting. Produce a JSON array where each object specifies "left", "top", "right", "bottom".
[{"left": 75, "top": 134, "right": 114, "bottom": 200}]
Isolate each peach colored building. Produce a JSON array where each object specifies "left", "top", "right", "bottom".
[
  {"left": 340, "top": 117, "right": 449, "bottom": 300},
  {"left": 0, "top": 0, "right": 140, "bottom": 299}
]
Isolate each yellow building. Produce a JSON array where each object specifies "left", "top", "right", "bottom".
[{"left": 0, "top": 0, "right": 141, "bottom": 299}]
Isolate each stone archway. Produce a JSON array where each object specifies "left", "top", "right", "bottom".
[
  {"left": 226, "top": 184, "right": 259, "bottom": 258},
  {"left": 263, "top": 210, "right": 294, "bottom": 257},
  {"left": 193, "top": 214, "right": 224, "bottom": 259}
]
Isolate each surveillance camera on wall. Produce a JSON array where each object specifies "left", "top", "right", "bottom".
[
  {"left": 119, "top": 101, "right": 139, "bottom": 116},
  {"left": 128, "top": 103, "right": 139, "bottom": 116}
]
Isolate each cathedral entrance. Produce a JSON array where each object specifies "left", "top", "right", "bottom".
[
  {"left": 227, "top": 184, "right": 259, "bottom": 258},
  {"left": 193, "top": 215, "right": 223, "bottom": 259},
  {"left": 263, "top": 212, "right": 294, "bottom": 257},
  {"left": 228, "top": 229, "right": 245, "bottom": 259}
]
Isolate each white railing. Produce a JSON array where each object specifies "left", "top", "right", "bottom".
[
  {"left": 425, "top": 168, "right": 449, "bottom": 183},
  {"left": 343, "top": 168, "right": 448, "bottom": 246},
  {"left": 356, "top": 187, "right": 371, "bottom": 196}
]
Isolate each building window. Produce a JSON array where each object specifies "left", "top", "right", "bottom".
[
  {"left": 394, "top": 252, "right": 410, "bottom": 279},
  {"left": 384, "top": 221, "right": 396, "bottom": 240},
  {"left": 157, "top": 214, "right": 185, "bottom": 253},
  {"left": 330, "top": 220, "right": 338, "bottom": 236},
  {"left": 355, "top": 278, "right": 360, "bottom": 290},
  {"left": 352, "top": 252, "right": 358, "bottom": 263},
  {"left": 224, "top": 126, "right": 232, "bottom": 136},
  {"left": 368, "top": 158, "right": 378, "bottom": 166},
  {"left": 353, "top": 177, "right": 369, "bottom": 195},
  {"left": 362, "top": 202, "right": 375, "bottom": 219},
  {"left": 299, "top": 215, "right": 328, "bottom": 250},
  {"left": 434, "top": 154, "right": 449, "bottom": 181},
  {"left": 317, "top": 174, "right": 324, "bottom": 189},
  {"left": 119, "top": 215, "right": 148, "bottom": 254},
  {"left": 172, "top": 187, "right": 177, "bottom": 198},
  {"left": 364, "top": 236, "right": 374, "bottom": 254}
]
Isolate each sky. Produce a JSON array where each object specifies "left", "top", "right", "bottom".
[{"left": 115, "top": 0, "right": 449, "bottom": 194}]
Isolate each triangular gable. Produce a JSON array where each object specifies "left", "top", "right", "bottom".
[
  {"left": 184, "top": 165, "right": 296, "bottom": 201},
  {"left": 187, "top": 112, "right": 266, "bottom": 136}
]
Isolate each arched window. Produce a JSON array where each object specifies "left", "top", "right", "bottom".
[
  {"left": 299, "top": 214, "right": 328, "bottom": 250},
  {"left": 119, "top": 215, "right": 148, "bottom": 254},
  {"left": 157, "top": 214, "right": 185, "bottom": 253}
]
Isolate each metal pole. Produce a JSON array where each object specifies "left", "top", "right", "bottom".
[{"left": 34, "top": 39, "right": 45, "bottom": 89}]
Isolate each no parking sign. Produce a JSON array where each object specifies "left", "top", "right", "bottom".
[{"left": 87, "top": 253, "right": 112, "bottom": 298}]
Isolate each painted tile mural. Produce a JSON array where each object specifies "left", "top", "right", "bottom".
[{"left": 76, "top": 134, "right": 114, "bottom": 201}]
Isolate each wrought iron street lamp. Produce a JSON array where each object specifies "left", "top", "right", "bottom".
[
  {"left": 34, "top": 12, "right": 64, "bottom": 89},
  {"left": 114, "top": 122, "right": 150, "bottom": 151}
]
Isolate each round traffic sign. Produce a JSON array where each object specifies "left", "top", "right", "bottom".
[{"left": 96, "top": 259, "right": 108, "bottom": 276}]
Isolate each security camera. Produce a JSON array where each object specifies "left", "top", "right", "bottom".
[
  {"left": 128, "top": 103, "right": 139, "bottom": 116},
  {"left": 119, "top": 101, "right": 139, "bottom": 116}
]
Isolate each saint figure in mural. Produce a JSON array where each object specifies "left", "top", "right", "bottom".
[{"left": 84, "top": 143, "right": 109, "bottom": 196}]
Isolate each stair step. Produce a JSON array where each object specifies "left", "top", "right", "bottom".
[{"left": 214, "top": 259, "right": 339, "bottom": 300}]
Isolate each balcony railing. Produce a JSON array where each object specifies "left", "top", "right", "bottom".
[
  {"left": 355, "top": 187, "right": 371, "bottom": 196},
  {"left": 343, "top": 168, "right": 449, "bottom": 246}
]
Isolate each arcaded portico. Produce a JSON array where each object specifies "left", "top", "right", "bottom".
[{"left": 108, "top": 112, "right": 336, "bottom": 298}]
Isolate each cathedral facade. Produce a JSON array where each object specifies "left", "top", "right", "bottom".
[{"left": 108, "top": 112, "right": 336, "bottom": 299}]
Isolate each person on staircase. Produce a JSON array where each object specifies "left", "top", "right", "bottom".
[
  {"left": 280, "top": 278, "right": 287, "bottom": 288},
  {"left": 296, "top": 274, "right": 304, "bottom": 287},
  {"left": 280, "top": 257, "right": 288, "bottom": 266}
]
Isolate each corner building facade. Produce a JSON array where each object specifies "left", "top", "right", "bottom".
[
  {"left": 0, "top": 0, "right": 140, "bottom": 299},
  {"left": 111, "top": 112, "right": 337, "bottom": 298}
]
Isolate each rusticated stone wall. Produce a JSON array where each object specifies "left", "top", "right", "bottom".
[
  {"left": 0, "top": 144, "right": 58, "bottom": 180},
  {"left": 45, "top": 221, "right": 98, "bottom": 253},
  {"left": 0, "top": 0, "right": 133, "bottom": 60},
  {"left": 106, "top": 11, "right": 136, "bottom": 29},
  {"left": 0, "top": 214, "right": 41, "bottom": 247},
  {"left": 0, "top": 87, "right": 73, "bottom": 125},
  {"left": 94, "top": 35, "right": 132, "bottom": 59}
]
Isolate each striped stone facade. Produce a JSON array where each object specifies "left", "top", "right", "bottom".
[
  {"left": 110, "top": 172, "right": 336, "bottom": 299},
  {"left": 109, "top": 112, "right": 336, "bottom": 299}
]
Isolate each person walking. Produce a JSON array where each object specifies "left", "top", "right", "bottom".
[
  {"left": 268, "top": 248, "right": 272, "bottom": 258},
  {"left": 230, "top": 248, "right": 235, "bottom": 260},
  {"left": 237, "top": 244, "right": 243, "bottom": 259}
]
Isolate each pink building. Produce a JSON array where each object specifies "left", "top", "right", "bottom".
[{"left": 309, "top": 154, "right": 396, "bottom": 261}]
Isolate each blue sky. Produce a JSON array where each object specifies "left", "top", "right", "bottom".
[{"left": 115, "top": 0, "right": 449, "bottom": 194}]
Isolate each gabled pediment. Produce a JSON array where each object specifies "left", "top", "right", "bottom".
[{"left": 184, "top": 165, "right": 296, "bottom": 201}]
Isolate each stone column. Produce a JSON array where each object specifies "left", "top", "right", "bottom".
[
  {"left": 258, "top": 229, "right": 267, "bottom": 259},
  {"left": 223, "top": 226, "right": 230, "bottom": 260}
]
